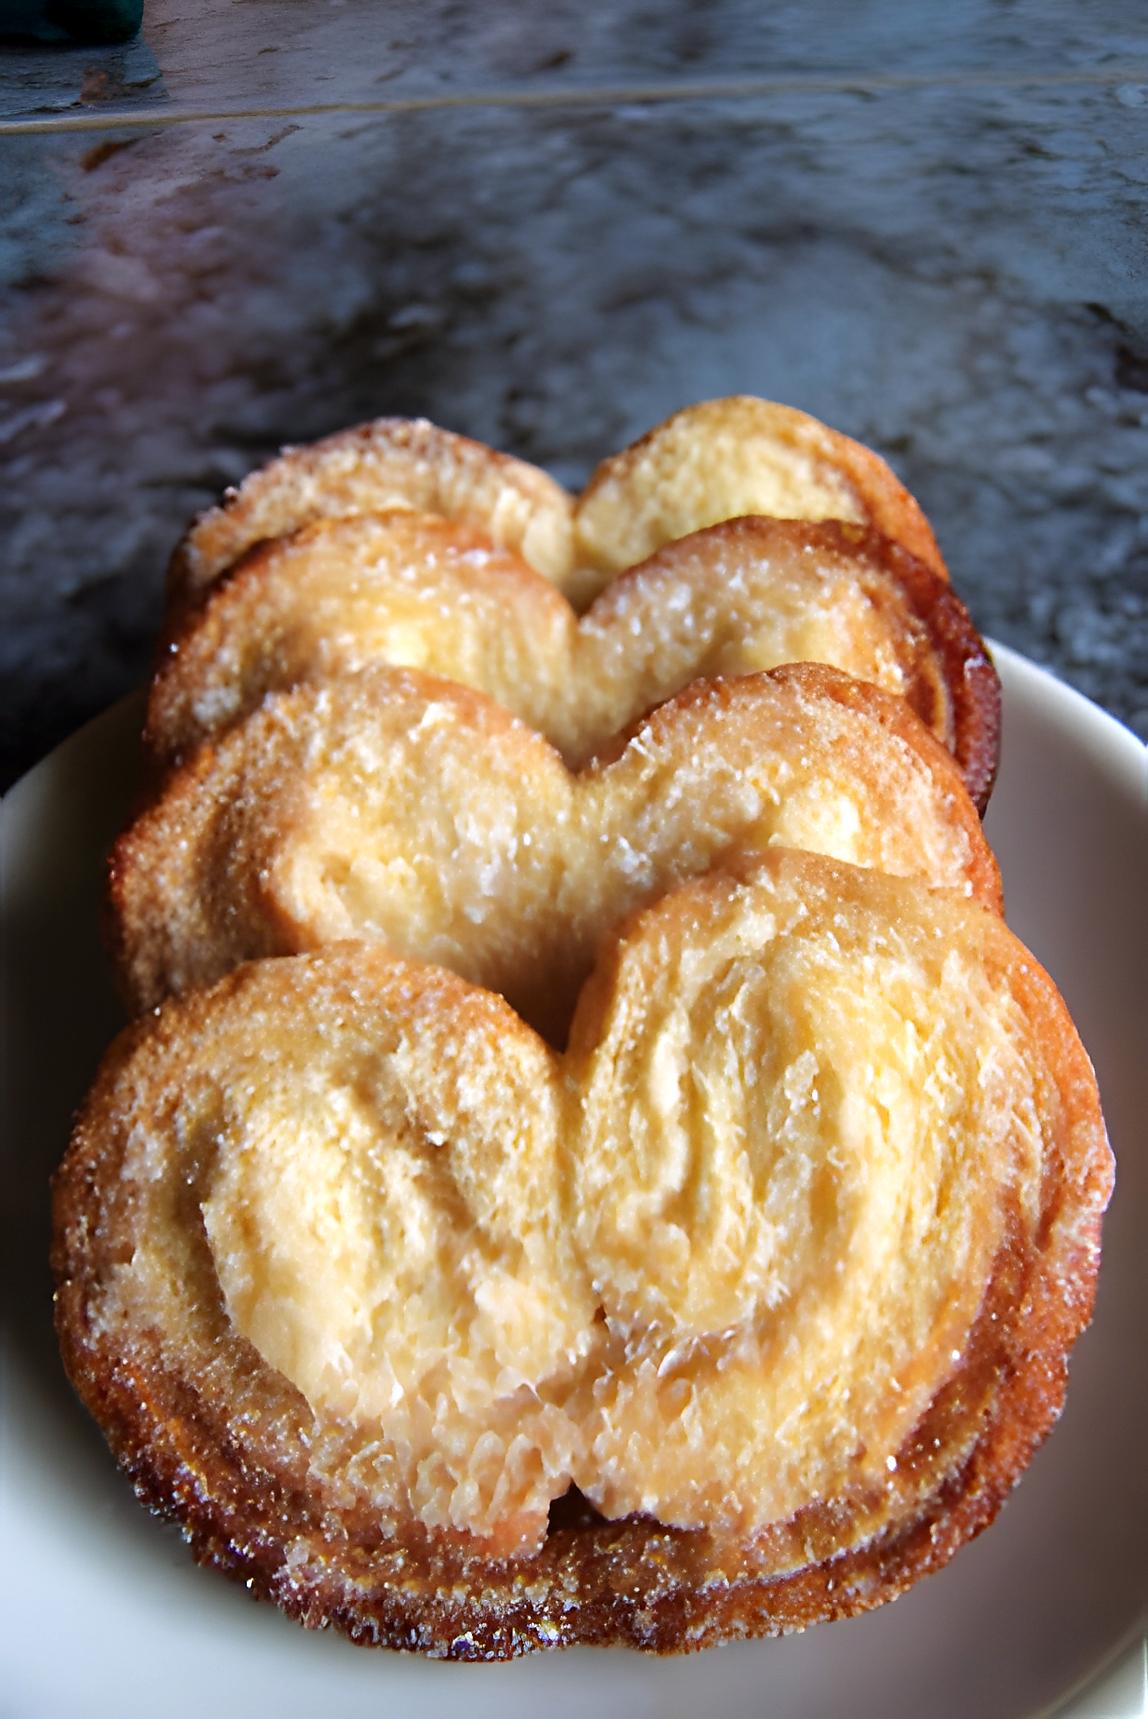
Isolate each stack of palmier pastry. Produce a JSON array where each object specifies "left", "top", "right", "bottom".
[{"left": 54, "top": 399, "right": 1112, "bottom": 1657}]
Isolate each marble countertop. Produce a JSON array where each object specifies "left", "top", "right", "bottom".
[
  {"left": 5, "top": 0, "right": 1148, "bottom": 126},
  {"left": 2, "top": 0, "right": 1146, "bottom": 785}
]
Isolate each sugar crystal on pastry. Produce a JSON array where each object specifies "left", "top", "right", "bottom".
[
  {"left": 570, "top": 853, "right": 1069, "bottom": 1536},
  {"left": 62, "top": 952, "right": 595, "bottom": 1556},
  {"left": 112, "top": 663, "right": 1002, "bottom": 1033},
  {"left": 571, "top": 395, "right": 947, "bottom": 598},
  {"left": 168, "top": 416, "right": 575, "bottom": 609},
  {"left": 150, "top": 510, "right": 997, "bottom": 805}
]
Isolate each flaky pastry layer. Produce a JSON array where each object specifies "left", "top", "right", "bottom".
[
  {"left": 166, "top": 398, "right": 945, "bottom": 615},
  {"left": 573, "top": 396, "right": 947, "bottom": 599},
  {"left": 148, "top": 513, "right": 998, "bottom": 806},
  {"left": 55, "top": 854, "right": 1112, "bottom": 1655},
  {"left": 111, "top": 662, "right": 1002, "bottom": 1033},
  {"left": 168, "top": 417, "right": 575, "bottom": 609}
]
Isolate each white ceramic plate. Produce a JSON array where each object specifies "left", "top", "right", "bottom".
[{"left": 2, "top": 645, "right": 1145, "bottom": 1719}]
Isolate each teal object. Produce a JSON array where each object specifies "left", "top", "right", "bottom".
[{"left": 0, "top": 0, "right": 143, "bottom": 43}]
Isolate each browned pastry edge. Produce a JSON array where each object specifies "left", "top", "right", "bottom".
[
  {"left": 165, "top": 417, "right": 574, "bottom": 616},
  {"left": 575, "top": 396, "right": 950, "bottom": 584},
  {"left": 584, "top": 518, "right": 1000, "bottom": 813},
  {"left": 51, "top": 1172, "right": 1103, "bottom": 1657},
  {"left": 52, "top": 936, "right": 1108, "bottom": 1658},
  {"left": 848, "top": 526, "right": 1002, "bottom": 816}
]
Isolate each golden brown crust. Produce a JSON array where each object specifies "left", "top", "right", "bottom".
[
  {"left": 148, "top": 510, "right": 579, "bottom": 770},
  {"left": 52, "top": 1212, "right": 1099, "bottom": 1656},
  {"left": 838, "top": 524, "right": 1000, "bottom": 813},
  {"left": 164, "top": 400, "right": 946, "bottom": 621},
  {"left": 147, "top": 510, "right": 998, "bottom": 809},
  {"left": 166, "top": 417, "right": 577, "bottom": 611},
  {"left": 54, "top": 861, "right": 1113, "bottom": 1656},
  {"left": 109, "top": 662, "right": 1002, "bottom": 1028},
  {"left": 573, "top": 397, "right": 948, "bottom": 598},
  {"left": 581, "top": 518, "right": 997, "bottom": 809}
]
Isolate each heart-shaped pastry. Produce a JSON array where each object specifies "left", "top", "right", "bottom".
[
  {"left": 167, "top": 397, "right": 946, "bottom": 615},
  {"left": 59, "top": 397, "right": 1098, "bottom": 1659},
  {"left": 111, "top": 662, "right": 1002, "bottom": 1032},
  {"left": 54, "top": 851, "right": 1112, "bottom": 1654},
  {"left": 148, "top": 510, "right": 998, "bottom": 807}
]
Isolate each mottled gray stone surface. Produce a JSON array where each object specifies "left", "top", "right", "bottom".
[
  {"left": 3, "top": 5, "right": 1147, "bottom": 783},
  {"left": 4, "top": 0, "right": 1147, "bottom": 124}
]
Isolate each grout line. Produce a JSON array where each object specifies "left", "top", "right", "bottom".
[{"left": 2, "top": 66, "right": 1148, "bottom": 133}]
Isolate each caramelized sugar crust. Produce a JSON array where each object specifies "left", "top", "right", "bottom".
[
  {"left": 110, "top": 663, "right": 1002, "bottom": 1032},
  {"left": 150, "top": 510, "right": 577, "bottom": 769},
  {"left": 583, "top": 518, "right": 995, "bottom": 805},
  {"left": 166, "top": 398, "right": 946, "bottom": 616},
  {"left": 54, "top": 857, "right": 1113, "bottom": 1657},
  {"left": 148, "top": 514, "right": 998, "bottom": 807},
  {"left": 167, "top": 417, "right": 577, "bottom": 610},
  {"left": 573, "top": 397, "right": 947, "bottom": 599}
]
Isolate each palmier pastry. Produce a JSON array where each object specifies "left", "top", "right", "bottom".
[
  {"left": 54, "top": 852, "right": 1113, "bottom": 1655},
  {"left": 147, "top": 512, "right": 998, "bottom": 808},
  {"left": 167, "top": 415, "right": 576, "bottom": 612},
  {"left": 110, "top": 663, "right": 1002, "bottom": 1032},
  {"left": 166, "top": 398, "right": 943, "bottom": 614}
]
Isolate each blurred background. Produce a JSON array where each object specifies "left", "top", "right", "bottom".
[{"left": 2, "top": 0, "right": 1146, "bottom": 786}]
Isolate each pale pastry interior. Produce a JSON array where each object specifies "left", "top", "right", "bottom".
[
  {"left": 113, "top": 662, "right": 1001, "bottom": 1031},
  {"left": 170, "top": 416, "right": 576, "bottom": 606},
  {"left": 66, "top": 856, "right": 1112, "bottom": 1560},
  {"left": 571, "top": 396, "right": 947, "bottom": 599}
]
